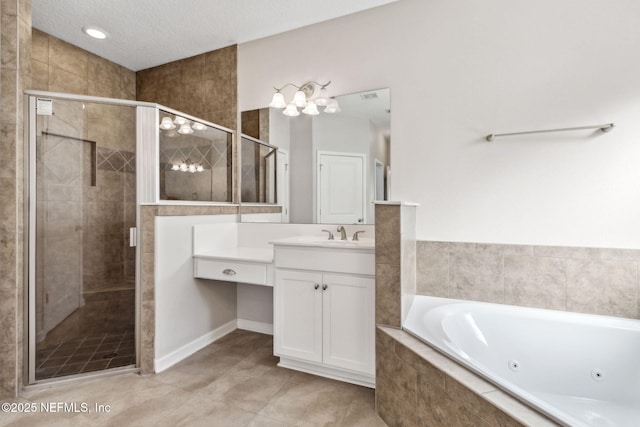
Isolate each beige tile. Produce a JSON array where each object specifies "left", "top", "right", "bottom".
[
  {"left": 416, "top": 241, "right": 449, "bottom": 297},
  {"left": 48, "top": 65, "right": 88, "bottom": 95},
  {"left": 375, "top": 347, "right": 417, "bottom": 427},
  {"left": 481, "top": 390, "right": 556, "bottom": 426},
  {"left": 48, "top": 36, "right": 88, "bottom": 78},
  {"left": 450, "top": 252, "right": 504, "bottom": 303},
  {"left": 567, "top": 258, "right": 638, "bottom": 318},
  {"left": 30, "top": 59, "right": 48, "bottom": 91},
  {"left": 597, "top": 247, "right": 640, "bottom": 262},
  {"left": 31, "top": 29, "right": 49, "bottom": 64},
  {"left": 476, "top": 243, "right": 533, "bottom": 256},
  {"left": 375, "top": 204, "right": 401, "bottom": 266},
  {"left": 533, "top": 245, "right": 599, "bottom": 259},
  {"left": 376, "top": 263, "right": 401, "bottom": 327},
  {"left": 504, "top": 255, "right": 567, "bottom": 310},
  {"left": 1, "top": 13, "right": 18, "bottom": 69},
  {"left": 1, "top": 68, "right": 18, "bottom": 119},
  {"left": 258, "top": 372, "right": 353, "bottom": 425}
]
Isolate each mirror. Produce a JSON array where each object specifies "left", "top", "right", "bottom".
[
  {"left": 240, "top": 134, "right": 278, "bottom": 204},
  {"left": 159, "top": 111, "right": 233, "bottom": 202},
  {"left": 240, "top": 88, "right": 390, "bottom": 224}
]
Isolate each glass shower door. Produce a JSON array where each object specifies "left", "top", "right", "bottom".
[{"left": 29, "top": 96, "right": 137, "bottom": 381}]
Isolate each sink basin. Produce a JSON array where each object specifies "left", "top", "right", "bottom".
[{"left": 270, "top": 235, "right": 374, "bottom": 249}]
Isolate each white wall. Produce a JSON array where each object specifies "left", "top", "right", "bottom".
[
  {"left": 238, "top": 0, "right": 640, "bottom": 249},
  {"left": 155, "top": 215, "right": 238, "bottom": 366}
]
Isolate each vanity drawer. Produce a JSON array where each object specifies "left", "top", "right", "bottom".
[{"left": 194, "top": 258, "right": 267, "bottom": 286}]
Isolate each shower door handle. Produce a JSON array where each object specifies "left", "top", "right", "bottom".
[{"left": 129, "top": 227, "right": 137, "bottom": 247}]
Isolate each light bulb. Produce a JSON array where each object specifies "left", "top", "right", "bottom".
[
  {"left": 315, "top": 87, "right": 330, "bottom": 106},
  {"left": 302, "top": 100, "right": 320, "bottom": 116},
  {"left": 282, "top": 103, "right": 300, "bottom": 117},
  {"left": 178, "top": 123, "right": 194, "bottom": 135},
  {"left": 293, "top": 90, "right": 307, "bottom": 107},
  {"left": 180, "top": 163, "right": 188, "bottom": 172},
  {"left": 324, "top": 98, "right": 341, "bottom": 114},
  {"left": 196, "top": 165, "right": 204, "bottom": 172},
  {"left": 174, "top": 116, "right": 188, "bottom": 126},
  {"left": 188, "top": 164, "right": 196, "bottom": 173},
  {"left": 269, "top": 92, "right": 287, "bottom": 109},
  {"left": 171, "top": 164, "right": 180, "bottom": 171},
  {"left": 192, "top": 122, "right": 207, "bottom": 131},
  {"left": 159, "top": 117, "right": 176, "bottom": 130}
]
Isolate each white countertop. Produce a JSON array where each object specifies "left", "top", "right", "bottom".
[
  {"left": 193, "top": 247, "right": 273, "bottom": 263},
  {"left": 270, "top": 235, "right": 375, "bottom": 250}
]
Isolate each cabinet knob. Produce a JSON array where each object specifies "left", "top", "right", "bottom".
[
  {"left": 314, "top": 283, "right": 320, "bottom": 290},
  {"left": 322, "top": 284, "right": 328, "bottom": 290},
  {"left": 223, "top": 269, "right": 237, "bottom": 276}
]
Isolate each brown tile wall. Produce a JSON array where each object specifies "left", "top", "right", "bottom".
[
  {"left": 136, "top": 46, "right": 237, "bottom": 131},
  {"left": 376, "top": 326, "right": 558, "bottom": 427},
  {"left": 374, "top": 204, "right": 417, "bottom": 328},
  {"left": 0, "top": 0, "right": 31, "bottom": 400},
  {"left": 240, "top": 108, "right": 269, "bottom": 142},
  {"left": 31, "top": 29, "right": 135, "bottom": 99},
  {"left": 416, "top": 241, "right": 640, "bottom": 319}
]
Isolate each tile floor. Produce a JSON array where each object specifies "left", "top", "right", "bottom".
[
  {"left": 35, "top": 331, "right": 135, "bottom": 380},
  {"left": 4, "top": 330, "right": 386, "bottom": 426}
]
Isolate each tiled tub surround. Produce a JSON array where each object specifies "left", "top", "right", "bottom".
[
  {"left": 416, "top": 241, "right": 640, "bottom": 319},
  {"left": 376, "top": 326, "right": 557, "bottom": 427}
]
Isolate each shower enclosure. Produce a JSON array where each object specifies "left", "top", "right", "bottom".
[
  {"left": 26, "top": 94, "right": 138, "bottom": 382},
  {"left": 25, "top": 92, "right": 236, "bottom": 384}
]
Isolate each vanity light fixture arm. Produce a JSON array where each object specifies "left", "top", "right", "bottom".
[{"left": 272, "top": 81, "right": 332, "bottom": 93}]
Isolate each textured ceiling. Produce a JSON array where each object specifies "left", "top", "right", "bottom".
[{"left": 32, "top": 0, "right": 398, "bottom": 71}]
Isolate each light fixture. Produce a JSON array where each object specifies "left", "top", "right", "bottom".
[
  {"left": 269, "top": 92, "right": 286, "bottom": 108},
  {"left": 269, "top": 81, "right": 339, "bottom": 117},
  {"left": 174, "top": 116, "right": 188, "bottom": 126},
  {"left": 302, "top": 100, "right": 319, "bottom": 116},
  {"left": 282, "top": 103, "right": 300, "bottom": 117},
  {"left": 82, "top": 26, "right": 108, "bottom": 40},
  {"left": 324, "top": 98, "right": 341, "bottom": 114},
  {"left": 159, "top": 117, "right": 176, "bottom": 130},
  {"left": 158, "top": 115, "right": 208, "bottom": 135},
  {"left": 178, "top": 124, "right": 194, "bottom": 135},
  {"left": 170, "top": 160, "right": 205, "bottom": 173}
]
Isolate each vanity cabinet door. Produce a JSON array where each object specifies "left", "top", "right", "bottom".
[
  {"left": 321, "top": 274, "right": 375, "bottom": 374},
  {"left": 274, "top": 270, "right": 323, "bottom": 363}
]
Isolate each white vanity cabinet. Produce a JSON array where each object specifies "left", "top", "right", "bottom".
[{"left": 272, "top": 240, "right": 375, "bottom": 387}]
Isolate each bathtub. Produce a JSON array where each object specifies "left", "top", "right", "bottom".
[{"left": 403, "top": 296, "right": 640, "bottom": 427}]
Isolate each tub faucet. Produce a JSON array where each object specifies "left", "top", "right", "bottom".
[{"left": 337, "top": 225, "right": 347, "bottom": 240}]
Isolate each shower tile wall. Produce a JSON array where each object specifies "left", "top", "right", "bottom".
[
  {"left": 30, "top": 30, "right": 137, "bottom": 348},
  {"left": 31, "top": 29, "right": 135, "bottom": 99},
  {"left": 417, "top": 241, "right": 640, "bottom": 319},
  {"left": 136, "top": 45, "right": 238, "bottom": 130},
  {"left": 0, "top": 0, "right": 31, "bottom": 399}
]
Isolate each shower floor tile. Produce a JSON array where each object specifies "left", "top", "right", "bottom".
[{"left": 35, "top": 330, "right": 135, "bottom": 380}]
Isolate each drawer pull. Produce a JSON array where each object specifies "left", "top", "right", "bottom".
[
  {"left": 314, "top": 283, "right": 320, "bottom": 290},
  {"left": 322, "top": 284, "right": 328, "bottom": 290},
  {"left": 222, "top": 268, "right": 237, "bottom": 276}
]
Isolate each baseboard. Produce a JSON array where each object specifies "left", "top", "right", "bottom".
[
  {"left": 236, "top": 319, "right": 273, "bottom": 335},
  {"left": 154, "top": 319, "right": 236, "bottom": 373}
]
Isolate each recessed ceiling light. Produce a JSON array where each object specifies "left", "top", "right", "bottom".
[{"left": 82, "top": 26, "right": 108, "bottom": 40}]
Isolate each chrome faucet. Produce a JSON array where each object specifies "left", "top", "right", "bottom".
[
  {"left": 321, "top": 229, "right": 334, "bottom": 240},
  {"left": 336, "top": 225, "right": 347, "bottom": 240},
  {"left": 352, "top": 231, "right": 365, "bottom": 241}
]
